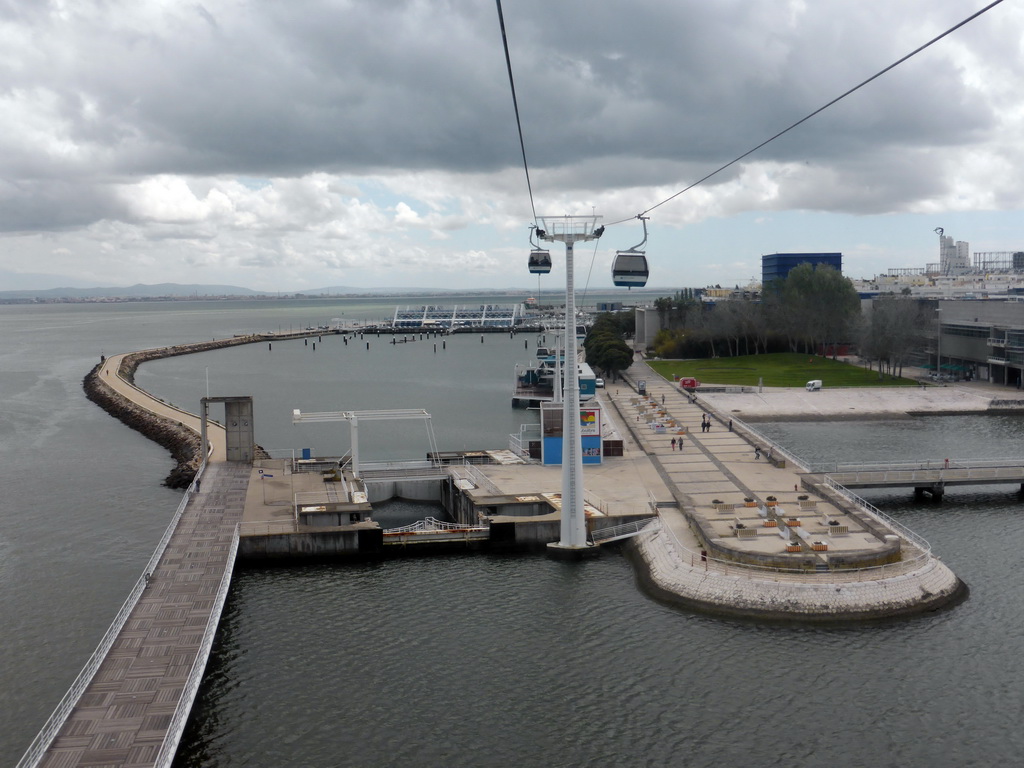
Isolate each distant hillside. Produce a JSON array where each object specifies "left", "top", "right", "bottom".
[
  {"left": 0, "top": 283, "right": 368, "bottom": 300},
  {"left": 0, "top": 283, "right": 540, "bottom": 300}
]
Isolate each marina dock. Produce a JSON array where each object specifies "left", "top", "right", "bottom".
[{"left": 19, "top": 337, "right": 968, "bottom": 767}]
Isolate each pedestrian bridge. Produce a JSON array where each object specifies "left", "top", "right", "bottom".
[
  {"left": 807, "top": 458, "right": 1024, "bottom": 500},
  {"left": 18, "top": 462, "right": 248, "bottom": 768}
]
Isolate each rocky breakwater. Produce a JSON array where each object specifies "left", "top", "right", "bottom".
[{"left": 83, "top": 335, "right": 264, "bottom": 488}]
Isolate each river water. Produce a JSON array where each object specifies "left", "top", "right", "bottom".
[{"left": 2, "top": 299, "right": 1023, "bottom": 767}]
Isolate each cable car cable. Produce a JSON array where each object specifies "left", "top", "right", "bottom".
[
  {"left": 603, "top": 0, "right": 1007, "bottom": 228},
  {"left": 580, "top": 236, "right": 601, "bottom": 306},
  {"left": 494, "top": 0, "right": 538, "bottom": 225}
]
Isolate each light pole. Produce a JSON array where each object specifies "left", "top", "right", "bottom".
[
  {"left": 935, "top": 306, "right": 942, "bottom": 377},
  {"left": 537, "top": 214, "right": 603, "bottom": 555}
]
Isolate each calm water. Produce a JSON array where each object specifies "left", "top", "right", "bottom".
[{"left": 2, "top": 300, "right": 1023, "bottom": 767}]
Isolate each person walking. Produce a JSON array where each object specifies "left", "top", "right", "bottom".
[{"left": 671, "top": 437, "right": 676, "bottom": 451}]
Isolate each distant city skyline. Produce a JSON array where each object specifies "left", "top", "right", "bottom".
[{"left": 2, "top": 1, "right": 1023, "bottom": 293}]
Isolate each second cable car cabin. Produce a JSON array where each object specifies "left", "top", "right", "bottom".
[
  {"left": 611, "top": 216, "right": 649, "bottom": 288},
  {"left": 611, "top": 250, "right": 648, "bottom": 288},
  {"left": 528, "top": 249, "right": 552, "bottom": 274}
]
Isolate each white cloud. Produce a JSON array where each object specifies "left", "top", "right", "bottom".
[{"left": 1, "top": 0, "right": 1023, "bottom": 290}]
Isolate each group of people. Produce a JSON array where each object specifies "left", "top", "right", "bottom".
[
  {"left": 700, "top": 414, "right": 712, "bottom": 432},
  {"left": 670, "top": 437, "right": 683, "bottom": 451}
]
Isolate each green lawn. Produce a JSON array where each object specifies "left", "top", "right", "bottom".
[{"left": 647, "top": 353, "right": 919, "bottom": 388}]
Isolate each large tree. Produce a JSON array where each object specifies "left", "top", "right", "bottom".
[
  {"left": 859, "top": 297, "right": 929, "bottom": 378},
  {"left": 780, "top": 263, "right": 861, "bottom": 356},
  {"left": 584, "top": 314, "right": 635, "bottom": 381}
]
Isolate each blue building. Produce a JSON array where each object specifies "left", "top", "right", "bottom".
[{"left": 762, "top": 253, "right": 843, "bottom": 284}]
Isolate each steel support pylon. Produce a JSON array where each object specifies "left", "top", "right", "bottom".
[{"left": 536, "top": 215, "right": 602, "bottom": 554}]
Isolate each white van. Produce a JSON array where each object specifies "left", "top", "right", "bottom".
[{"left": 805, "top": 379, "right": 822, "bottom": 391}]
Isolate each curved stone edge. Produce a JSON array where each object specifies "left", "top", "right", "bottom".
[
  {"left": 626, "top": 528, "right": 968, "bottom": 622},
  {"left": 82, "top": 335, "right": 269, "bottom": 489},
  {"left": 83, "top": 363, "right": 203, "bottom": 489}
]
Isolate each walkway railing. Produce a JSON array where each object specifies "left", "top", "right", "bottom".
[
  {"left": 359, "top": 460, "right": 448, "bottom": 479},
  {"left": 822, "top": 476, "right": 932, "bottom": 555},
  {"left": 449, "top": 460, "right": 503, "bottom": 496},
  {"left": 16, "top": 461, "right": 209, "bottom": 768},
  {"left": 384, "top": 516, "right": 488, "bottom": 534},
  {"left": 808, "top": 456, "right": 1024, "bottom": 474},
  {"left": 155, "top": 523, "right": 239, "bottom": 768},
  {"left": 591, "top": 517, "right": 660, "bottom": 544}
]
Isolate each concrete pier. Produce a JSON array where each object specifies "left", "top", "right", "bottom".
[
  {"left": 566, "top": 359, "right": 967, "bottom": 620},
  {"left": 27, "top": 337, "right": 968, "bottom": 768}
]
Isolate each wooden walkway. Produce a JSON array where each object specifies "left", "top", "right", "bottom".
[{"left": 26, "top": 462, "right": 249, "bottom": 768}]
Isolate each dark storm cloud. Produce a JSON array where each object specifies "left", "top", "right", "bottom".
[{"left": 0, "top": 0, "right": 1017, "bottom": 235}]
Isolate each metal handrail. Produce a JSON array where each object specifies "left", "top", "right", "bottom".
[
  {"left": 822, "top": 476, "right": 932, "bottom": 554},
  {"left": 15, "top": 461, "right": 209, "bottom": 768},
  {"left": 591, "top": 517, "right": 660, "bottom": 543},
  {"left": 450, "top": 460, "right": 503, "bottom": 496},
  {"left": 812, "top": 457, "right": 1024, "bottom": 474},
  {"left": 384, "top": 516, "right": 488, "bottom": 534},
  {"left": 155, "top": 524, "right": 240, "bottom": 768},
  {"left": 358, "top": 459, "right": 445, "bottom": 473}
]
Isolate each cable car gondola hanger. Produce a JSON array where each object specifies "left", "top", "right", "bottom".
[
  {"left": 611, "top": 215, "right": 650, "bottom": 289},
  {"left": 527, "top": 224, "right": 552, "bottom": 274}
]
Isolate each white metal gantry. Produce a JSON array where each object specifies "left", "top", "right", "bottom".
[{"left": 292, "top": 408, "right": 437, "bottom": 478}]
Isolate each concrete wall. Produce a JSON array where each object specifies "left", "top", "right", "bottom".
[
  {"left": 629, "top": 528, "right": 967, "bottom": 621},
  {"left": 239, "top": 528, "right": 383, "bottom": 560},
  {"left": 363, "top": 478, "right": 443, "bottom": 504}
]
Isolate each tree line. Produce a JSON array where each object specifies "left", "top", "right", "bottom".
[{"left": 648, "top": 263, "right": 932, "bottom": 378}]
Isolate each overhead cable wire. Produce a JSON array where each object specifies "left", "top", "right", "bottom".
[
  {"left": 606, "top": 0, "right": 1007, "bottom": 227},
  {"left": 580, "top": 236, "right": 602, "bottom": 305},
  {"left": 495, "top": 0, "right": 538, "bottom": 224}
]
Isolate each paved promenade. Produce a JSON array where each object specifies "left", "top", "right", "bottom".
[
  {"left": 698, "top": 367, "right": 1023, "bottom": 421},
  {"left": 99, "top": 353, "right": 226, "bottom": 462},
  {"left": 594, "top": 360, "right": 963, "bottom": 619},
  {"left": 609, "top": 360, "right": 816, "bottom": 522}
]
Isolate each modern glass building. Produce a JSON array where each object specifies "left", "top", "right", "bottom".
[{"left": 762, "top": 252, "right": 843, "bottom": 284}]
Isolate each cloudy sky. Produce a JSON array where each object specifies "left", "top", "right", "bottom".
[{"left": 2, "top": 0, "right": 1022, "bottom": 292}]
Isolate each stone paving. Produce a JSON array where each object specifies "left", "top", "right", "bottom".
[
  {"left": 595, "top": 360, "right": 963, "bottom": 619},
  {"left": 98, "top": 352, "right": 227, "bottom": 462}
]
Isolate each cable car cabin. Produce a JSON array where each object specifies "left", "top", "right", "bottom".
[
  {"left": 611, "top": 250, "right": 648, "bottom": 288},
  {"left": 528, "top": 250, "right": 552, "bottom": 274}
]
